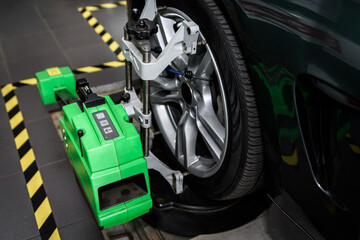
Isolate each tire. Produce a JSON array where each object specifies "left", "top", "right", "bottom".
[{"left": 151, "top": 0, "right": 263, "bottom": 200}]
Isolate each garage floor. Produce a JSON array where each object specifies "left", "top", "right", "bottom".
[{"left": 0, "top": 0, "right": 288, "bottom": 239}]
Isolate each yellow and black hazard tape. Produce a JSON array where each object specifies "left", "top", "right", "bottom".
[
  {"left": 78, "top": 2, "right": 126, "bottom": 62},
  {"left": 72, "top": 60, "right": 125, "bottom": 74},
  {"left": 1, "top": 84, "right": 60, "bottom": 240},
  {"left": 80, "top": 1, "right": 126, "bottom": 11},
  {"left": 5, "top": 60, "right": 125, "bottom": 89}
]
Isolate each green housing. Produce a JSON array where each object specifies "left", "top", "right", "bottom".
[
  {"left": 60, "top": 96, "right": 152, "bottom": 228},
  {"left": 36, "top": 67, "right": 77, "bottom": 105}
]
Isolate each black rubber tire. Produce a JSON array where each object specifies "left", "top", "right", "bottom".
[{"left": 156, "top": 0, "right": 263, "bottom": 200}]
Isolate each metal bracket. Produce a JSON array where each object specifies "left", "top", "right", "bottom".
[
  {"left": 122, "top": 21, "right": 199, "bottom": 80},
  {"left": 134, "top": 107, "right": 152, "bottom": 128},
  {"left": 182, "top": 21, "right": 200, "bottom": 55},
  {"left": 146, "top": 152, "right": 184, "bottom": 194},
  {"left": 121, "top": 88, "right": 152, "bottom": 129}
]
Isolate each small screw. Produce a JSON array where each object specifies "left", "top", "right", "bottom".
[
  {"left": 64, "top": 136, "right": 67, "bottom": 141},
  {"left": 121, "top": 93, "right": 131, "bottom": 103},
  {"left": 197, "top": 40, "right": 207, "bottom": 46},
  {"left": 65, "top": 143, "right": 68, "bottom": 149},
  {"left": 157, "top": 6, "right": 167, "bottom": 11},
  {"left": 138, "top": 19, "right": 146, "bottom": 28},
  {"left": 62, "top": 129, "right": 65, "bottom": 133},
  {"left": 142, "top": 44, "right": 151, "bottom": 52}
]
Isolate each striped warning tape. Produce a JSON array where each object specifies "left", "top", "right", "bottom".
[
  {"left": 81, "top": 1, "right": 126, "bottom": 12},
  {"left": 5, "top": 60, "right": 125, "bottom": 89},
  {"left": 72, "top": 60, "right": 125, "bottom": 74},
  {"left": 78, "top": 2, "right": 126, "bottom": 62},
  {"left": 1, "top": 84, "right": 60, "bottom": 240}
]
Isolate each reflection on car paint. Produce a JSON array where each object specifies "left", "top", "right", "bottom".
[
  {"left": 252, "top": 63, "right": 299, "bottom": 166},
  {"left": 239, "top": 0, "right": 360, "bottom": 71}
]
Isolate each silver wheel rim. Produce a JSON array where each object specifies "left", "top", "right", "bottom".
[{"left": 151, "top": 8, "right": 229, "bottom": 178}]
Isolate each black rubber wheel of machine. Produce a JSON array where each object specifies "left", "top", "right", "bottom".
[{"left": 155, "top": 0, "right": 264, "bottom": 200}]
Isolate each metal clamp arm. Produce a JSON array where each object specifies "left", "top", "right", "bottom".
[{"left": 121, "top": 21, "right": 199, "bottom": 80}]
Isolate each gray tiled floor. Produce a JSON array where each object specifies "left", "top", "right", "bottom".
[
  {"left": 0, "top": 0, "right": 127, "bottom": 84},
  {"left": 64, "top": 43, "right": 117, "bottom": 69},
  {"left": 0, "top": 0, "right": 129, "bottom": 239},
  {"left": 0, "top": 61, "right": 10, "bottom": 86},
  {"left": 16, "top": 86, "right": 50, "bottom": 123},
  {"left": 26, "top": 117, "right": 68, "bottom": 167},
  {"left": 0, "top": 174, "right": 39, "bottom": 240},
  {"left": 40, "top": 160, "right": 94, "bottom": 228},
  {"left": 1, "top": 32, "right": 62, "bottom": 62},
  {"left": 58, "top": 218, "right": 103, "bottom": 240},
  {"left": 7, "top": 53, "right": 69, "bottom": 82}
]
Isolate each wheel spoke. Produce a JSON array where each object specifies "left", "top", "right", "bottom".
[
  {"left": 196, "top": 102, "right": 225, "bottom": 163},
  {"left": 194, "top": 50, "right": 214, "bottom": 80},
  {"left": 150, "top": 89, "right": 179, "bottom": 104},
  {"left": 152, "top": 76, "right": 179, "bottom": 91},
  {"left": 176, "top": 111, "right": 199, "bottom": 168},
  {"left": 156, "top": 15, "right": 175, "bottom": 48}
]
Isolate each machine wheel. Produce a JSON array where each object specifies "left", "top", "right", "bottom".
[{"left": 151, "top": 0, "right": 263, "bottom": 200}]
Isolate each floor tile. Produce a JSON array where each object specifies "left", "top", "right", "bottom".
[
  {"left": 7, "top": 52, "right": 69, "bottom": 82},
  {"left": 35, "top": 0, "right": 83, "bottom": 16},
  {"left": 0, "top": 174, "right": 39, "bottom": 240},
  {"left": 0, "top": 15, "right": 47, "bottom": 40},
  {"left": 16, "top": 86, "right": 49, "bottom": 123},
  {"left": 42, "top": 10, "right": 87, "bottom": 31},
  {"left": 40, "top": 160, "right": 95, "bottom": 228},
  {"left": 53, "top": 24, "right": 104, "bottom": 50},
  {"left": 0, "top": 97, "right": 22, "bottom": 178},
  {"left": 27, "top": 236, "right": 41, "bottom": 240},
  {"left": 64, "top": 43, "right": 116, "bottom": 69},
  {"left": 58, "top": 218, "right": 103, "bottom": 240},
  {"left": 0, "top": 46, "right": 4, "bottom": 62},
  {"left": 0, "top": 61, "right": 10, "bottom": 86},
  {"left": 26, "top": 117, "right": 67, "bottom": 167},
  {"left": 1, "top": 32, "right": 62, "bottom": 62}
]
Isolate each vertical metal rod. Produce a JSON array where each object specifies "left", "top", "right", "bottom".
[
  {"left": 124, "top": 27, "right": 133, "bottom": 91},
  {"left": 125, "top": 62, "right": 132, "bottom": 91},
  {"left": 142, "top": 80, "right": 150, "bottom": 157},
  {"left": 141, "top": 44, "right": 151, "bottom": 157}
]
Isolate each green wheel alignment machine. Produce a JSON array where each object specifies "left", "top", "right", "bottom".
[{"left": 36, "top": 66, "right": 152, "bottom": 229}]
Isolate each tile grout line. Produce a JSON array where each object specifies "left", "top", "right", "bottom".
[
  {"left": 0, "top": 42, "right": 13, "bottom": 83},
  {"left": 34, "top": 5, "right": 72, "bottom": 68}
]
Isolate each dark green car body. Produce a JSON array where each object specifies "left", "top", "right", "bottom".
[{"left": 220, "top": 0, "right": 360, "bottom": 238}]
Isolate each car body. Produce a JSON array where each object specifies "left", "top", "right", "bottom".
[
  {"left": 128, "top": 0, "right": 360, "bottom": 238},
  {"left": 219, "top": 0, "right": 360, "bottom": 239}
]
